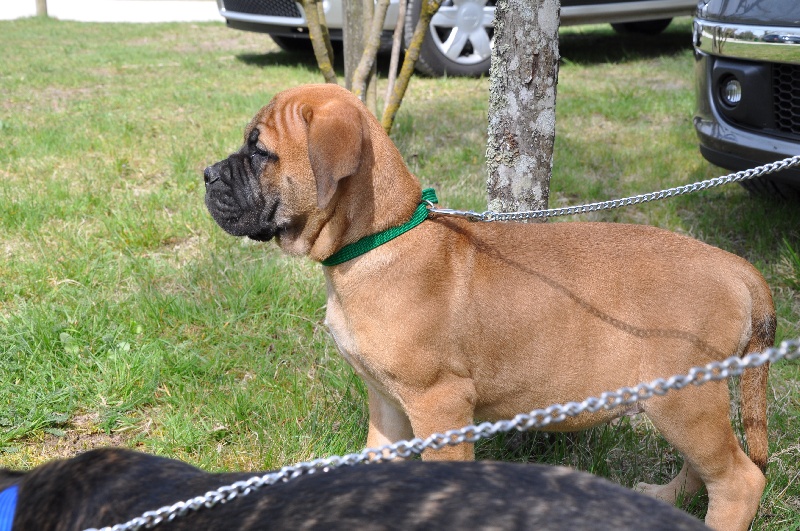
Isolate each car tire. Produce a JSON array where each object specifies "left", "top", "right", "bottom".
[
  {"left": 404, "top": 0, "right": 495, "bottom": 77},
  {"left": 270, "top": 35, "right": 314, "bottom": 53},
  {"left": 739, "top": 177, "right": 800, "bottom": 200},
  {"left": 610, "top": 18, "right": 673, "bottom": 35}
]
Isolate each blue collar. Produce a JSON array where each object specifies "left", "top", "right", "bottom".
[{"left": 0, "top": 485, "right": 18, "bottom": 531}]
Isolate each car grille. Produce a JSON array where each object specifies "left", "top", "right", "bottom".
[
  {"left": 774, "top": 64, "right": 800, "bottom": 136},
  {"left": 221, "top": 0, "right": 301, "bottom": 18}
]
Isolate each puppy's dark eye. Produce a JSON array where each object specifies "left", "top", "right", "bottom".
[{"left": 251, "top": 146, "right": 277, "bottom": 163}]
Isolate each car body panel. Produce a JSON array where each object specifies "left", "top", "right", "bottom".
[
  {"left": 216, "top": 0, "right": 696, "bottom": 34},
  {"left": 560, "top": 0, "right": 695, "bottom": 25},
  {"left": 696, "top": 0, "right": 800, "bottom": 27}
]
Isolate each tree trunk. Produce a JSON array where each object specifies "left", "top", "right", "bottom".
[
  {"left": 343, "top": 0, "right": 365, "bottom": 91},
  {"left": 486, "top": 0, "right": 560, "bottom": 217},
  {"left": 352, "top": 0, "right": 392, "bottom": 103},
  {"left": 36, "top": 0, "right": 48, "bottom": 16},
  {"left": 344, "top": 0, "right": 380, "bottom": 111}
]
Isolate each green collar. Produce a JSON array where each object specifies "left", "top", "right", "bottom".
[{"left": 321, "top": 188, "right": 438, "bottom": 266}]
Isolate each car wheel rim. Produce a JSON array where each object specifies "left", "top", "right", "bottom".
[{"left": 429, "top": 0, "right": 495, "bottom": 66}]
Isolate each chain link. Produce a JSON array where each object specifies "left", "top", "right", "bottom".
[
  {"left": 86, "top": 337, "right": 800, "bottom": 531},
  {"left": 427, "top": 154, "right": 800, "bottom": 221}
]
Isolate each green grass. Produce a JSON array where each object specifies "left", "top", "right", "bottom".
[{"left": 1, "top": 15, "right": 798, "bottom": 528}]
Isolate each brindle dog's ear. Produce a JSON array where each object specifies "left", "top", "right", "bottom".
[
  {"left": 302, "top": 101, "right": 364, "bottom": 209},
  {"left": 0, "top": 469, "right": 25, "bottom": 491}
]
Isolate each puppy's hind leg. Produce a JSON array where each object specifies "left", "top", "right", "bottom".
[{"left": 639, "top": 381, "right": 765, "bottom": 531}]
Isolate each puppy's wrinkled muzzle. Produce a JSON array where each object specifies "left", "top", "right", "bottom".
[{"left": 203, "top": 155, "right": 278, "bottom": 241}]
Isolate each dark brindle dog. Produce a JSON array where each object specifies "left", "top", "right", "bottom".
[{"left": 0, "top": 448, "right": 707, "bottom": 530}]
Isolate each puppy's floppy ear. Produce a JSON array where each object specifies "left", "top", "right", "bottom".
[{"left": 302, "top": 101, "right": 364, "bottom": 209}]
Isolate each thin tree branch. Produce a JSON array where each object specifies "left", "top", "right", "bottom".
[
  {"left": 302, "top": 0, "right": 338, "bottom": 84},
  {"left": 381, "top": 0, "right": 442, "bottom": 134},
  {"left": 385, "top": 0, "right": 407, "bottom": 104}
]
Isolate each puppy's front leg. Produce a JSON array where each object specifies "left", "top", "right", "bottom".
[
  {"left": 406, "top": 377, "right": 478, "bottom": 461},
  {"left": 365, "top": 385, "right": 414, "bottom": 453}
]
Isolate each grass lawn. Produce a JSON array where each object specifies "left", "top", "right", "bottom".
[{"left": 1, "top": 15, "right": 798, "bottom": 529}]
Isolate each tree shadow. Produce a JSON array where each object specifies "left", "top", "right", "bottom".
[
  {"left": 232, "top": 18, "right": 693, "bottom": 76},
  {"left": 559, "top": 21, "right": 694, "bottom": 65},
  {"left": 236, "top": 47, "right": 399, "bottom": 78},
  {"left": 237, "top": 50, "right": 329, "bottom": 73}
]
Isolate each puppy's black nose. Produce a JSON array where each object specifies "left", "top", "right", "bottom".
[{"left": 204, "top": 167, "right": 219, "bottom": 187}]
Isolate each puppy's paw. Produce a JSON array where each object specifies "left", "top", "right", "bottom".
[{"left": 635, "top": 481, "right": 678, "bottom": 504}]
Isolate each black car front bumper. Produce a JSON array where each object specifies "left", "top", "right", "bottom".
[{"left": 693, "top": 19, "right": 800, "bottom": 184}]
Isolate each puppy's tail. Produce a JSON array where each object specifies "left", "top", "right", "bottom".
[{"left": 739, "top": 290, "right": 775, "bottom": 473}]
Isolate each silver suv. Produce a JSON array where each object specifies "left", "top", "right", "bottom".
[{"left": 216, "top": 0, "right": 696, "bottom": 76}]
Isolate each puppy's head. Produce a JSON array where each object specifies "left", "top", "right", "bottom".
[{"left": 204, "top": 84, "right": 367, "bottom": 256}]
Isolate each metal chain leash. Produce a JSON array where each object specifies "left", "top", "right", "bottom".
[
  {"left": 87, "top": 337, "right": 800, "bottom": 531},
  {"left": 426, "top": 154, "right": 800, "bottom": 221}
]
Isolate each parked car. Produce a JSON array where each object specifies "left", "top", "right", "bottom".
[
  {"left": 693, "top": 0, "right": 800, "bottom": 197},
  {"left": 215, "top": 0, "right": 696, "bottom": 77}
]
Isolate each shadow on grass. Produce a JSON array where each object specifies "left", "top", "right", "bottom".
[
  {"left": 230, "top": 20, "right": 693, "bottom": 76},
  {"left": 236, "top": 47, "right": 401, "bottom": 79},
  {"left": 559, "top": 24, "right": 694, "bottom": 65},
  {"left": 237, "top": 50, "right": 325, "bottom": 72},
  {"left": 675, "top": 185, "right": 800, "bottom": 260}
]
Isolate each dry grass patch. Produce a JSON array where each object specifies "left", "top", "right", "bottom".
[{"left": 5, "top": 413, "right": 129, "bottom": 469}]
